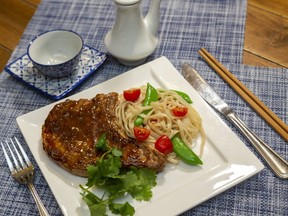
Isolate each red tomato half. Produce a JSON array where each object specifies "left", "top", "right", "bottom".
[
  {"left": 171, "top": 106, "right": 188, "bottom": 117},
  {"left": 134, "top": 126, "right": 150, "bottom": 141},
  {"left": 123, "top": 88, "right": 141, "bottom": 102},
  {"left": 155, "top": 135, "right": 173, "bottom": 155}
]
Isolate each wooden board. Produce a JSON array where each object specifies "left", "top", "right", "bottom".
[
  {"left": 0, "top": 0, "right": 37, "bottom": 71},
  {"left": 243, "top": 0, "right": 288, "bottom": 68}
]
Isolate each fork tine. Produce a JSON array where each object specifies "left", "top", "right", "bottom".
[
  {"left": 10, "top": 137, "right": 28, "bottom": 169},
  {"left": 5, "top": 140, "right": 21, "bottom": 171},
  {"left": 1, "top": 142, "right": 15, "bottom": 173},
  {"left": 13, "top": 137, "right": 32, "bottom": 166}
]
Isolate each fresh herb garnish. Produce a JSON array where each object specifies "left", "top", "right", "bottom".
[
  {"left": 80, "top": 133, "right": 157, "bottom": 216},
  {"left": 95, "top": 133, "right": 109, "bottom": 151}
]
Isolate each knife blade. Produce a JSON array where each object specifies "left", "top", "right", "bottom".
[{"left": 182, "top": 63, "right": 288, "bottom": 179}]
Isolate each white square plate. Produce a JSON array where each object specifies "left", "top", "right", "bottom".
[{"left": 17, "top": 56, "right": 264, "bottom": 216}]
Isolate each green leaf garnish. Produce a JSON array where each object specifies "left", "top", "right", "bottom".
[
  {"left": 80, "top": 133, "right": 157, "bottom": 216},
  {"left": 109, "top": 202, "right": 135, "bottom": 216},
  {"left": 96, "top": 133, "right": 109, "bottom": 151}
]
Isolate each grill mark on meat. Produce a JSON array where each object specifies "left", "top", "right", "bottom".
[{"left": 42, "top": 92, "right": 166, "bottom": 177}]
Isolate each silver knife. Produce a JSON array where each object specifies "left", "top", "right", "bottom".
[{"left": 182, "top": 63, "right": 288, "bottom": 179}]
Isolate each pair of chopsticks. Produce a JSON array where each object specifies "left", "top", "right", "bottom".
[{"left": 198, "top": 48, "right": 288, "bottom": 141}]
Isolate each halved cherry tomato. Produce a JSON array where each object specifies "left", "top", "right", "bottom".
[
  {"left": 123, "top": 88, "right": 141, "bottom": 102},
  {"left": 155, "top": 135, "right": 173, "bottom": 155},
  {"left": 171, "top": 106, "right": 188, "bottom": 117},
  {"left": 134, "top": 126, "right": 150, "bottom": 141}
]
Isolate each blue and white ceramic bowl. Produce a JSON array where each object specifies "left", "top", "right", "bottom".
[{"left": 27, "top": 29, "right": 83, "bottom": 78}]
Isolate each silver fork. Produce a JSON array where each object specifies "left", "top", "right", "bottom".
[{"left": 1, "top": 137, "right": 50, "bottom": 216}]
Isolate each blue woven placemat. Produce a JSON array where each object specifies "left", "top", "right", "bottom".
[{"left": 0, "top": 0, "right": 287, "bottom": 215}]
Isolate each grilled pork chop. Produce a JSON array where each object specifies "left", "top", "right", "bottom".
[{"left": 42, "top": 92, "right": 166, "bottom": 177}]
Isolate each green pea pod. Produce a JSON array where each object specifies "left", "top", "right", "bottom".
[
  {"left": 143, "top": 83, "right": 158, "bottom": 106},
  {"left": 171, "top": 133, "right": 203, "bottom": 165},
  {"left": 134, "top": 109, "right": 151, "bottom": 125},
  {"left": 134, "top": 116, "right": 144, "bottom": 126},
  {"left": 134, "top": 83, "right": 158, "bottom": 125},
  {"left": 173, "top": 90, "right": 193, "bottom": 104}
]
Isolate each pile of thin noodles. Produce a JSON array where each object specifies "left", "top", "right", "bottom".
[{"left": 115, "top": 85, "right": 206, "bottom": 164}]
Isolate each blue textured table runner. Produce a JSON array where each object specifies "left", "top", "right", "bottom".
[{"left": 0, "top": 0, "right": 287, "bottom": 215}]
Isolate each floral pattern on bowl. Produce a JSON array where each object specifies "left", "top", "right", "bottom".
[{"left": 5, "top": 45, "right": 107, "bottom": 100}]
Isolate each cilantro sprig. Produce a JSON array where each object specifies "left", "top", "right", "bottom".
[{"left": 80, "top": 133, "right": 157, "bottom": 216}]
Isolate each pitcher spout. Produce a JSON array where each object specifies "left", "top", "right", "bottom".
[{"left": 144, "top": 0, "right": 162, "bottom": 36}]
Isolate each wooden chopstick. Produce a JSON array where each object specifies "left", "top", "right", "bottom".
[{"left": 198, "top": 47, "right": 288, "bottom": 141}]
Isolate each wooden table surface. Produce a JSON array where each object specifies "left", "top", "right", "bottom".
[{"left": 0, "top": 0, "right": 287, "bottom": 72}]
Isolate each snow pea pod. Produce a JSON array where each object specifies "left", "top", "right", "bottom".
[
  {"left": 143, "top": 83, "right": 158, "bottom": 106},
  {"left": 171, "top": 133, "right": 203, "bottom": 165},
  {"left": 134, "top": 83, "right": 158, "bottom": 126},
  {"left": 173, "top": 90, "right": 193, "bottom": 104},
  {"left": 134, "top": 109, "right": 149, "bottom": 126}
]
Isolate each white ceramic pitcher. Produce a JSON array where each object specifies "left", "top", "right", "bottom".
[{"left": 104, "top": 0, "right": 162, "bottom": 66}]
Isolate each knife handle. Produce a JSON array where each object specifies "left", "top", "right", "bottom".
[{"left": 227, "top": 112, "right": 288, "bottom": 179}]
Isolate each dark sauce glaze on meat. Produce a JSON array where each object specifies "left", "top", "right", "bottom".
[{"left": 42, "top": 92, "right": 166, "bottom": 177}]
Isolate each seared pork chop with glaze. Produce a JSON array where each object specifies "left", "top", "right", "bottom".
[{"left": 42, "top": 92, "right": 166, "bottom": 177}]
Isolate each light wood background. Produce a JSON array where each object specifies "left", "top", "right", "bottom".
[{"left": 0, "top": 0, "right": 287, "bottom": 72}]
